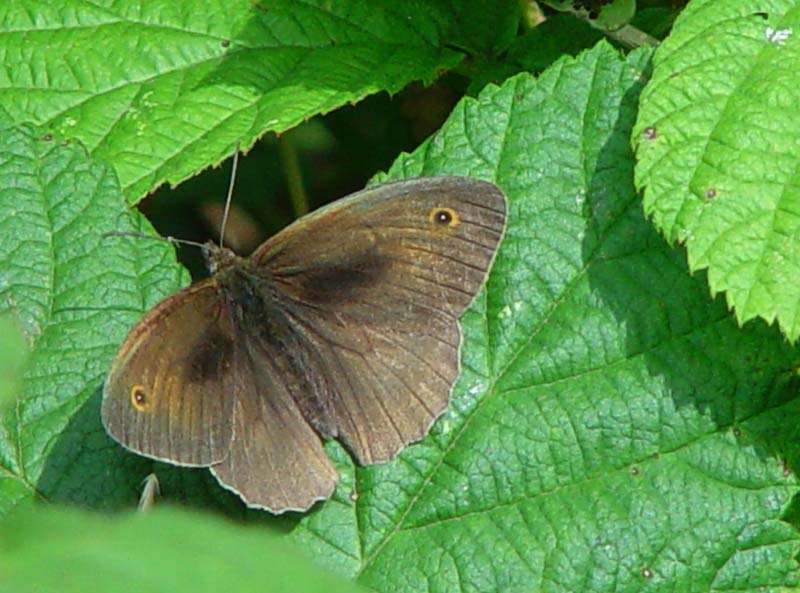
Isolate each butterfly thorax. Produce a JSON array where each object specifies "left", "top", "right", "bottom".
[{"left": 202, "top": 240, "right": 278, "bottom": 327}]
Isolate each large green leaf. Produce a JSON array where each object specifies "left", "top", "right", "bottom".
[
  {"left": 289, "top": 43, "right": 800, "bottom": 590},
  {"left": 2, "top": 40, "right": 800, "bottom": 593},
  {"left": 0, "top": 0, "right": 471, "bottom": 201},
  {"left": 0, "top": 316, "right": 27, "bottom": 410},
  {"left": 633, "top": 0, "right": 800, "bottom": 341},
  {"left": 0, "top": 506, "right": 365, "bottom": 593},
  {"left": 0, "top": 111, "right": 188, "bottom": 512}
]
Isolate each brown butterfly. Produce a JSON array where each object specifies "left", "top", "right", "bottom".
[{"left": 102, "top": 176, "right": 507, "bottom": 513}]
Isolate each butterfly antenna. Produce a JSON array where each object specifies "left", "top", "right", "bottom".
[
  {"left": 102, "top": 231, "right": 206, "bottom": 249},
  {"left": 219, "top": 146, "right": 240, "bottom": 250}
]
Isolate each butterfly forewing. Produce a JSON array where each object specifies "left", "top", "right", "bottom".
[
  {"left": 256, "top": 177, "right": 507, "bottom": 463},
  {"left": 102, "top": 283, "right": 236, "bottom": 466}
]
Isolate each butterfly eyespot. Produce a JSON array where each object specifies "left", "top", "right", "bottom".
[
  {"left": 429, "top": 207, "right": 459, "bottom": 227},
  {"left": 130, "top": 385, "right": 150, "bottom": 412}
]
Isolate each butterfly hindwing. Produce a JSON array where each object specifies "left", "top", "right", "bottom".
[{"left": 209, "top": 332, "right": 338, "bottom": 512}]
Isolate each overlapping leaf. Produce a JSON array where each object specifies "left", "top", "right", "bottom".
[
  {"left": 633, "top": 0, "right": 800, "bottom": 340},
  {"left": 0, "top": 506, "right": 365, "bottom": 593},
  {"left": 0, "top": 0, "right": 471, "bottom": 201}
]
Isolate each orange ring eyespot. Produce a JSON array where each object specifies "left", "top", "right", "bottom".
[
  {"left": 130, "top": 385, "right": 150, "bottom": 412},
  {"left": 429, "top": 207, "right": 459, "bottom": 227}
]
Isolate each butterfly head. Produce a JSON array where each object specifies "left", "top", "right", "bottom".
[{"left": 202, "top": 241, "right": 239, "bottom": 275}]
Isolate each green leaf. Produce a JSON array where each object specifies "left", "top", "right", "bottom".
[
  {"left": 0, "top": 505, "right": 365, "bottom": 593},
  {"left": 0, "top": 315, "right": 28, "bottom": 410},
  {"left": 466, "top": 11, "right": 608, "bottom": 95},
  {"left": 507, "top": 13, "right": 605, "bottom": 72},
  {"left": 544, "top": 0, "right": 636, "bottom": 29},
  {"left": 589, "top": 0, "right": 637, "bottom": 30},
  {"left": 0, "top": 112, "right": 188, "bottom": 512},
  {"left": 630, "top": 2, "right": 681, "bottom": 39},
  {"left": 4, "top": 37, "right": 800, "bottom": 593},
  {"left": 446, "top": 0, "right": 521, "bottom": 56},
  {"left": 633, "top": 0, "right": 800, "bottom": 341},
  {"left": 294, "top": 43, "right": 800, "bottom": 589},
  {"left": 0, "top": 0, "right": 462, "bottom": 202}
]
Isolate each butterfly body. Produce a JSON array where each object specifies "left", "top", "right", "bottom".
[{"left": 103, "top": 177, "right": 506, "bottom": 512}]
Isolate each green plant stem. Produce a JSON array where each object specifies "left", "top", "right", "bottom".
[
  {"left": 560, "top": 5, "right": 660, "bottom": 49},
  {"left": 278, "top": 131, "right": 309, "bottom": 218},
  {"left": 606, "top": 24, "right": 659, "bottom": 48}
]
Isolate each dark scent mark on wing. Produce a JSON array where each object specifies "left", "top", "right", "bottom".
[
  {"left": 187, "top": 323, "right": 234, "bottom": 383},
  {"left": 279, "top": 250, "right": 390, "bottom": 306}
]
